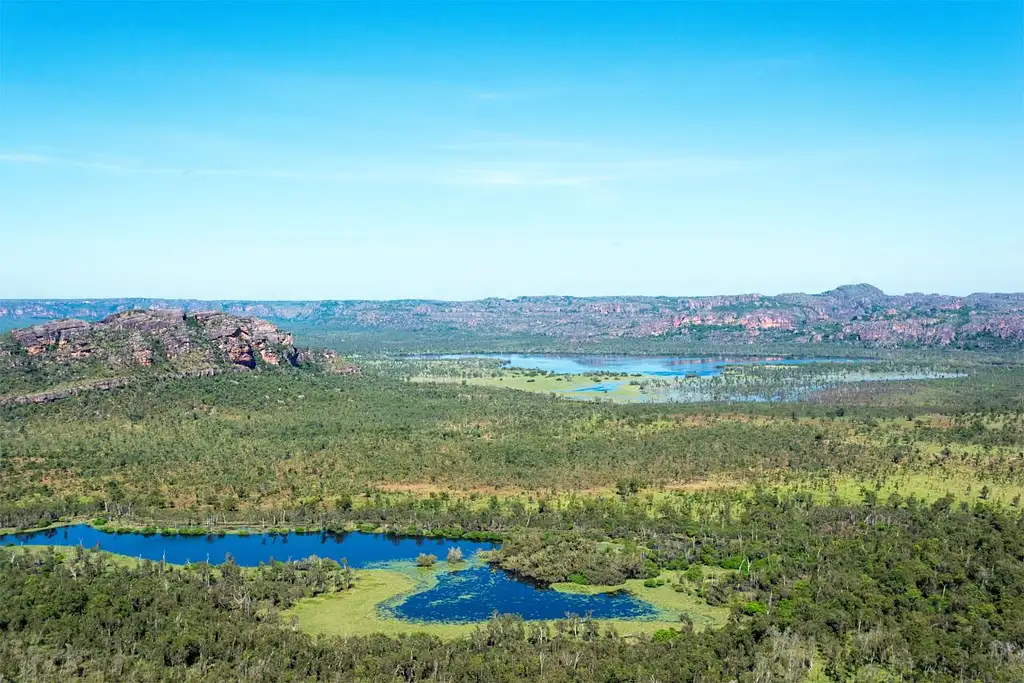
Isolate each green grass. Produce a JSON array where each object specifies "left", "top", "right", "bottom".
[
  {"left": 284, "top": 567, "right": 480, "bottom": 638},
  {"left": 412, "top": 372, "right": 645, "bottom": 402},
  {"left": 792, "top": 471, "right": 1024, "bottom": 507},
  {"left": 1, "top": 544, "right": 147, "bottom": 569}
]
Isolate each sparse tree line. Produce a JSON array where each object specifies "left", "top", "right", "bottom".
[{"left": 5, "top": 493, "right": 1024, "bottom": 680}]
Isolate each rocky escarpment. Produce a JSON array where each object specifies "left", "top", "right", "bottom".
[
  {"left": 7, "top": 309, "right": 302, "bottom": 370},
  {"left": 0, "top": 311, "right": 341, "bottom": 405},
  {"left": 3, "top": 285, "right": 1024, "bottom": 347}
]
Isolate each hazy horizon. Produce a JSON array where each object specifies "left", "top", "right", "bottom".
[
  {"left": 2, "top": 282, "right": 1023, "bottom": 304},
  {"left": 2, "top": 1, "right": 1021, "bottom": 300}
]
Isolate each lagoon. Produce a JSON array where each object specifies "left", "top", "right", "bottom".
[
  {"left": 2, "top": 525, "right": 658, "bottom": 623},
  {"left": 418, "top": 354, "right": 960, "bottom": 403},
  {"left": 434, "top": 353, "right": 853, "bottom": 377},
  {"left": 1, "top": 524, "right": 493, "bottom": 568}
]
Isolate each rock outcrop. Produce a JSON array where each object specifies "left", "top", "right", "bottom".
[
  {"left": 5, "top": 310, "right": 304, "bottom": 371},
  {"left": 191, "top": 311, "right": 300, "bottom": 369}
]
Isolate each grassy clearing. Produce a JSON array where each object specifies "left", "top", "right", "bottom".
[
  {"left": 791, "top": 471, "right": 1024, "bottom": 507},
  {"left": 412, "top": 373, "right": 645, "bottom": 402},
  {"left": 285, "top": 563, "right": 730, "bottom": 640},
  {"left": 1, "top": 544, "right": 146, "bottom": 569},
  {"left": 285, "top": 567, "right": 478, "bottom": 638}
]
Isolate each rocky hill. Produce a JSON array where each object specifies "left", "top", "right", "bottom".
[
  {"left": 6, "top": 310, "right": 301, "bottom": 369},
  {"left": 3, "top": 284, "right": 1024, "bottom": 348},
  {"left": 0, "top": 310, "right": 337, "bottom": 405}
]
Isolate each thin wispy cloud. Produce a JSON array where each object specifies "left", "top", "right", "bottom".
[
  {"left": 0, "top": 152, "right": 53, "bottom": 165},
  {"left": 0, "top": 151, "right": 163, "bottom": 174},
  {"left": 0, "top": 149, "right": 592, "bottom": 187},
  {"left": 0, "top": 148, "right": 766, "bottom": 189}
]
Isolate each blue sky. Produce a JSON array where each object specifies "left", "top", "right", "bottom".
[{"left": 1, "top": 1, "right": 1021, "bottom": 300}]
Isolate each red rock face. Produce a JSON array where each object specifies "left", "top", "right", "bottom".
[
  {"left": 6, "top": 310, "right": 303, "bottom": 371},
  {"left": 4, "top": 286, "right": 1024, "bottom": 348},
  {"left": 190, "top": 311, "right": 300, "bottom": 367},
  {"left": 11, "top": 319, "right": 92, "bottom": 356},
  {"left": 227, "top": 342, "right": 256, "bottom": 368},
  {"left": 840, "top": 320, "right": 957, "bottom": 346}
]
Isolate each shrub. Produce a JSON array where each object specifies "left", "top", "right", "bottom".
[
  {"left": 446, "top": 547, "right": 464, "bottom": 564},
  {"left": 743, "top": 601, "right": 767, "bottom": 616},
  {"left": 652, "top": 629, "right": 681, "bottom": 643},
  {"left": 720, "top": 555, "right": 746, "bottom": 570},
  {"left": 666, "top": 557, "right": 689, "bottom": 570},
  {"left": 416, "top": 553, "right": 437, "bottom": 567}
]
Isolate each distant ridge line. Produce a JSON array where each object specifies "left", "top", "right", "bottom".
[{"left": 3, "top": 285, "right": 1024, "bottom": 347}]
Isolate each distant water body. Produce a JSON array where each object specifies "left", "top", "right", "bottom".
[
  {"left": 419, "top": 354, "right": 963, "bottom": 403},
  {"left": 432, "top": 353, "right": 857, "bottom": 377}
]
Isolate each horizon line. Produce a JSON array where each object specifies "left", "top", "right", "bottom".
[{"left": 3, "top": 285, "right": 1024, "bottom": 305}]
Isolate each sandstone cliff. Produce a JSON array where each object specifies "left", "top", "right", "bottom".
[
  {"left": 7, "top": 309, "right": 302, "bottom": 370},
  {"left": 0, "top": 311, "right": 336, "bottom": 405},
  {"left": 3, "top": 285, "right": 1024, "bottom": 348}
]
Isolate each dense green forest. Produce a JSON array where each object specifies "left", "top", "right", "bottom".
[{"left": 6, "top": 492, "right": 1024, "bottom": 681}]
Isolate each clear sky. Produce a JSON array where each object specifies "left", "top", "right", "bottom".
[{"left": 1, "top": 1, "right": 1021, "bottom": 300}]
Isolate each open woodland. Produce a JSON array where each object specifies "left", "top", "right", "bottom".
[{"left": 2, "top": 339, "right": 1024, "bottom": 681}]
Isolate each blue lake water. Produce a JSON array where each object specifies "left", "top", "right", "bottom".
[
  {"left": 392, "top": 565, "right": 657, "bottom": 623},
  {"left": 1, "top": 525, "right": 659, "bottom": 622},
  {"left": 425, "top": 354, "right": 959, "bottom": 404},
  {"left": 0, "top": 524, "right": 494, "bottom": 567},
  {"left": 434, "top": 353, "right": 854, "bottom": 377}
]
